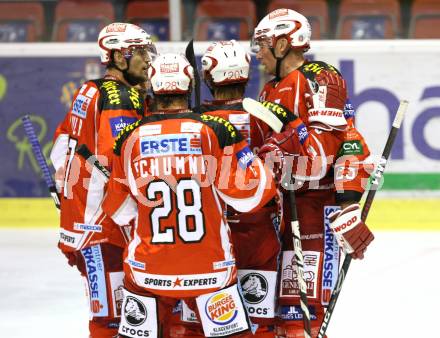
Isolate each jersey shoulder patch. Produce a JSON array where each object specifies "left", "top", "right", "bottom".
[
  {"left": 299, "top": 60, "right": 342, "bottom": 81},
  {"left": 199, "top": 113, "right": 243, "bottom": 148},
  {"left": 71, "top": 81, "right": 99, "bottom": 119},
  {"left": 93, "top": 79, "right": 144, "bottom": 116},
  {"left": 113, "top": 118, "right": 143, "bottom": 156}
]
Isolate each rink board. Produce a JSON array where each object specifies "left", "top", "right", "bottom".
[
  {"left": 1, "top": 40, "right": 440, "bottom": 197},
  {"left": 1, "top": 197, "right": 439, "bottom": 230}
]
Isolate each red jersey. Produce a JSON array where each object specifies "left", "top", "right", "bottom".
[
  {"left": 259, "top": 61, "right": 373, "bottom": 307},
  {"left": 200, "top": 99, "right": 282, "bottom": 271},
  {"left": 50, "top": 78, "right": 145, "bottom": 253},
  {"left": 199, "top": 99, "right": 270, "bottom": 152},
  {"left": 259, "top": 61, "right": 372, "bottom": 201},
  {"left": 102, "top": 112, "right": 276, "bottom": 298}
]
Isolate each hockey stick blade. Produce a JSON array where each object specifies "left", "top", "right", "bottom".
[
  {"left": 21, "top": 115, "right": 61, "bottom": 209},
  {"left": 76, "top": 144, "right": 110, "bottom": 179},
  {"left": 242, "top": 98, "right": 283, "bottom": 133},
  {"left": 317, "top": 99, "right": 408, "bottom": 338}
]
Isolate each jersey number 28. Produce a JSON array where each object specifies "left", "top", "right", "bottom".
[{"left": 147, "top": 179, "right": 205, "bottom": 244}]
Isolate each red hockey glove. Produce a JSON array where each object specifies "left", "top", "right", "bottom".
[
  {"left": 328, "top": 203, "right": 374, "bottom": 259},
  {"left": 258, "top": 125, "right": 301, "bottom": 186},
  {"left": 305, "top": 69, "right": 348, "bottom": 126}
]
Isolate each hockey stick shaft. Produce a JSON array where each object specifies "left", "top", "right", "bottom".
[
  {"left": 290, "top": 190, "right": 312, "bottom": 338},
  {"left": 317, "top": 100, "right": 408, "bottom": 338},
  {"left": 21, "top": 115, "right": 61, "bottom": 209},
  {"left": 185, "top": 39, "right": 201, "bottom": 109},
  {"left": 76, "top": 144, "right": 110, "bottom": 179}
]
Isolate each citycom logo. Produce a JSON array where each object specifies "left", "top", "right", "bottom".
[{"left": 205, "top": 292, "right": 238, "bottom": 325}]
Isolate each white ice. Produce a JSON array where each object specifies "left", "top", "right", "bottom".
[{"left": 0, "top": 228, "right": 439, "bottom": 338}]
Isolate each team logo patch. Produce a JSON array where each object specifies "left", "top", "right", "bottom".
[
  {"left": 110, "top": 116, "right": 137, "bottom": 137},
  {"left": 124, "top": 296, "right": 147, "bottom": 326},
  {"left": 240, "top": 273, "right": 268, "bottom": 304},
  {"left": 236, "top": 146, "right": 254, "bottom": 169},
  {"left": 72, "top": 94, "right": 91, "bottom": 119},
  {"left": 205, "top": 291, "right": 238, "bottom": 325}
]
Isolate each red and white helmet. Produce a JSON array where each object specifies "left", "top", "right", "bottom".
[
  {"left": 251, "top": 8, "right": 311, "bottom": 53},
  {"left": 148, "top": 53, "right": 194, "bottom": 95},
  {"left": 201, "top": 40, "right": 250, "bottom": 86},
  {"left": 98, "top": 22, "right": 157, "bottom": 64}
]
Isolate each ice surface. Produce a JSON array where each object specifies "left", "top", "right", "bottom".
[{"left": 0, "top": 228, "right": 439, "bottom": 338}]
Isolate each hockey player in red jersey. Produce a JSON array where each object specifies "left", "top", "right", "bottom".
[
  {"left": 49, "top": 23, "right": 157, "bottom": 338},
  {"left": 102, "top": 53, "right": 277, "bottom": 338},
  {"left": 168, "top": 40, "right": 281, "bottom": 338},
  {"left": 251, "top": 8, "right": 375, "bottom": 337}
]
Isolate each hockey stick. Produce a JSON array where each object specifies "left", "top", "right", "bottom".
[
  {"left": 76, "top": 144, "right": 134, "bottom": 242},
  {"left": 289, "top": 189, "right": 312, "bottom": 338},
  {"left": 21, "top": 115, "right": 61, "bottom": 209},
  {"left": 185, "top": 39, "right": 201, "bottom": 109},
  {"left": 242, "top": 98, "right": 311, "bottom": 336},
  {"left": 317, "top": 100, "right": 408, "bottom": 338},
  {"left": 242, "top": 98, "right": 283, "bottom": 132},
  {"left": 75, "top": 144, "right": 110, "bottom": 179}
]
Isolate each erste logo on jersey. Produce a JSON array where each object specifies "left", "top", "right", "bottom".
[
  {"left": 205, "top": 292, "right": 238, "bottom": 325},
  {"left": 240, "top": 273, "right": 268, "bottom": 304},
  {"left": 110, "top": 116, "right": 138, "bottom": 137},
  {"left": 140, "top": 133, "right": 202, "bottom": 157},
  {"left": 236, "top": 146, "right": 254, "bottom": 169},
  {"left": 72, "top": 94, "right": 91, "bottom": 118}
]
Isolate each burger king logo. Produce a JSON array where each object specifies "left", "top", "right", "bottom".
[{"left": 205, "top": 292, "right": 238, "bottom": 325}]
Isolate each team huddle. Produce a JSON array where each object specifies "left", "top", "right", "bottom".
[{"left": 50, "top": 8, "right": 374, "bottom": 338}]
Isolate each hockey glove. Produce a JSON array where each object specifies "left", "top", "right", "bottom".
[
  {"left": 328, "top": 203, "right": 374, "bottom": 259},
  {"left": 258, "top": 124, "right": 302, "bottom": 186},
  {"left": 305, "top": 69, "right": 348, "bottom": 127}
]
